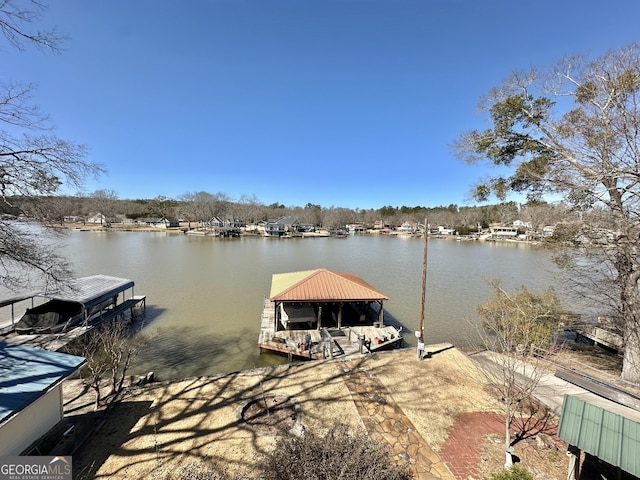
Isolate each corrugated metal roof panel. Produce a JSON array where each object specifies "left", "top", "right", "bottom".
[
  {"left": 558, "top": 395, "right": 640, "bottom": 477},
  {"left": 43, "top": 275, "right": 135, "bottom": 308},
  {"left": 269, "top": 268, "right": 387, "bottom": 302}
]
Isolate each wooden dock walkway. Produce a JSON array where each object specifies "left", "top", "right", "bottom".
[{"left": 258, "top": 297, "right": 403, "bottom": 360}]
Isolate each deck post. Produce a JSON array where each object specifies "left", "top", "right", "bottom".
[
  {"left": 317, "top": 305, "right": 322, "bottom": 330},
  {"left": 273, "top": 300, "right": 278, "bottom": 332},
  {"left": 378, "top": 301, "right": 384, "bottom": 327},
  {"left": 566, "top": 445, "right": 580, "bottom": 480},
  {"left": 338, "top": 303, "right": 343, "bottom": 329}
]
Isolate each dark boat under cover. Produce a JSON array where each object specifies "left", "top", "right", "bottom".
[{"left": 13, "top": 275, "right": 135, "bottom": 334}]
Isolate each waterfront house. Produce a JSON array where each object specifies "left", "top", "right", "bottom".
[
  {"left": 437, "top": 226, "right": 456, "bottom": 235},
  {"left": 346, "top": 224, "right": 366, "bottom": 233},
  {"left": 398, "top": 221, "right": 418, "bottom": 234},
  {"left": 513, "top": 220, "right": 533, "bottom": 229},
  {"left": 87, "top": 213, "right": 107, "bottom": 224},
  {"left": 490, "top": 226, "right": 519, "bottom": 239},
  {"left": 373, "top": 220, "right": 391, "bottom": 230},
  {"left": 142, "top": 216, "right": 179, "bottom": 228},
  {"left": 208, "top": 215, "right": 245, "bottom": 236},
  {"left": 0, "top": 341, "right": 85, "bottom": 455},
  {"left": 264, "top": 216, "right": 301, "bottom": 237}
]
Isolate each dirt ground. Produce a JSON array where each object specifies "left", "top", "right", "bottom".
[{"left": 68, "top": 345, "right": 617, "bottom": 480}]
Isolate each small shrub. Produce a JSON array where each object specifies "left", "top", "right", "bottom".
[
  {"left": 547, "top": 449, "right": 560, "bottom": 463},
  {"left": 173, "top": 461, "right": 252, "bottom": 480},
  {"left": 486, "top": 465, "right": 534, "bottom": 480},
  {"left": 260, "top": 424, "right": 412, "bottom": 480}
]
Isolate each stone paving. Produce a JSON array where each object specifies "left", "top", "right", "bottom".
[{"left": 339, "top": 359, "right": 455, "bottom": 480}]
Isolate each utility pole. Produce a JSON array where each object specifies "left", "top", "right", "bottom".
[{"left": 417, "top": 218, "right": 428, "bottom": 359}]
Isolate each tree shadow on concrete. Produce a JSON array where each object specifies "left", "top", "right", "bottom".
[
  {"left": 72, "top": 400, "right": 153, "bottom": 480},
  {"left": 72, "top": 355, "right": 375, "bottom": 478}
]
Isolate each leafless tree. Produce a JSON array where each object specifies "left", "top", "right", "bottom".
[
  {"left": 0, "top": 0, "right": 65, "bottom": 52},
  {"left": 231, "top": 194, "right": 263, "bottom": 225},
  {"left": 67, "top": 320, "right": 144, "bottom": 409},
  {"left": 1, "top": 0, "right": 103, "bottom": 289},
  {"left": 89, "top": 189, "right": 119, "bottom": 226}
]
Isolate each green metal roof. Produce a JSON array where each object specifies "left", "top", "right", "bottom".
[{"left": 558, "top": 394, "right": 640, "bottom": 477}]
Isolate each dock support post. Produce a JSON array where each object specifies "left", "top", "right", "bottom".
[{"left": 566, "top": 445, "right": 580, "bottom": 480}]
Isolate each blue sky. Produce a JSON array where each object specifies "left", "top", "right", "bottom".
[{"left": 5, "top": 0, "right": 640, "bottom": 209}]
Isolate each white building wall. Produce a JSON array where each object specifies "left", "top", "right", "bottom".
[{"left": 0, "top": 385, "right": 63, "bottom": 455}]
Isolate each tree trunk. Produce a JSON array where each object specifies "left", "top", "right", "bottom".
[
  {"left": 622, "top": 291, "right": 640, "bottom": 383},
  {"left": 619, "top": 250, "right": 640, "bottom": 384},
  {"left": 504, "top": 406, "right": 513, "bottom": 468},
  {"left": 92, "top": 385, "right": 101, "bottom": 411}
]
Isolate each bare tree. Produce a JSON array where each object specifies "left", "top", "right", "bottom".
[
  {"left": 455, "top": 43, "right": 640, "bottom": 383},
  {"left": 147, "top": 195, "right": 177, "bottom": 219},
  {"left": 89, "top": 189, "right": 118, "bottom": 226},
  {"left": 190, "top": 191, "right": 217, "bottom": 229},
  {"left": 68, "top": 320, "right": 144, "bottom": 409},
  {"left": 231, "top": 194, "right": 263, "bottom": 225},
  {"left": 1, "top": 0, "right": 103, "bottom": 289},
  {"left": 472, "top": 280, "right": 563, "bottom": 468},
  {"left": 0, "top": 0, "right": 65, "bottom": 52},
  {"left": 69, "top": 326, "right": 110, "bottom": 410}
]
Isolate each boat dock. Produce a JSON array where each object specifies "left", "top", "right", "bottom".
[
  {"left": 2, "top": 295, "right": 146, "bottom": 352},
  {"left": 258, "top": 297, "right": 403, "bottom": 360},
  {"left": 0, "top": 275, "right": 146, "bottom": 352},
  {"left": 574, "top": 324, "right": 623, "bottom": 352}
]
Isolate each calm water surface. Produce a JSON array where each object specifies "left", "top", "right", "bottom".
[{"left": 57, "top": 232, "right": 559, "bottom": 380}]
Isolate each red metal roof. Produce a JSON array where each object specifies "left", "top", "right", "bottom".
[{"left": 269, "top": 268, "right": 388, "bottom": 302}]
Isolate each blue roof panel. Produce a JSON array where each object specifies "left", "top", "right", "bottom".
[{"left": 0, "top": 341, "right": 85, "bottom": 423}]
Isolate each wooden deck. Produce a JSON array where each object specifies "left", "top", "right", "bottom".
[
  {"left": 575, "top": 325, "right": 623, "bottom": 351},
  {"left": 258, "top": 298, "right": 403, "bottom": 360}
]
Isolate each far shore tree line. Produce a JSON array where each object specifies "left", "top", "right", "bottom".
[{"left": 1, "top": 190, "right": 610, "bottom": 234}]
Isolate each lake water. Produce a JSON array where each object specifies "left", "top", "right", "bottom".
[{"left": 43, "top": 231, "right": 560, "bottom": 380}]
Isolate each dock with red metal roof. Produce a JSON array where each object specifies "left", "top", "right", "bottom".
[{"left": 258, "top": 269, "right": 403, "bottom": 360}]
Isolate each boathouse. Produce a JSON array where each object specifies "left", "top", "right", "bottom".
[
  {"left": 7, "top": 275, "right": 140, "bottom": 334},
  {"left": 270, "top": 268, "right": 388, "bottom": 331},
  {"left": 259, "top": 269, "right": 402, "bottom": 359}
]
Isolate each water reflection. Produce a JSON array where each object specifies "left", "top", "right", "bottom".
[{"left": 55, "top": 232, "right": 559, "bottom": 380}]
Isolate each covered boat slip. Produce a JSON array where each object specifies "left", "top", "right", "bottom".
[
  {"left": 258, "top": 269, "right": 403, "bottom": 360},
  {"left": 0, "top": 275, "right": 146, "bottom": 348}
]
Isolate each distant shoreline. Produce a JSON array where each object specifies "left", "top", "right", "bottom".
[{"left": 51, "top": 222, "right": 543, "bottom": 245}]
